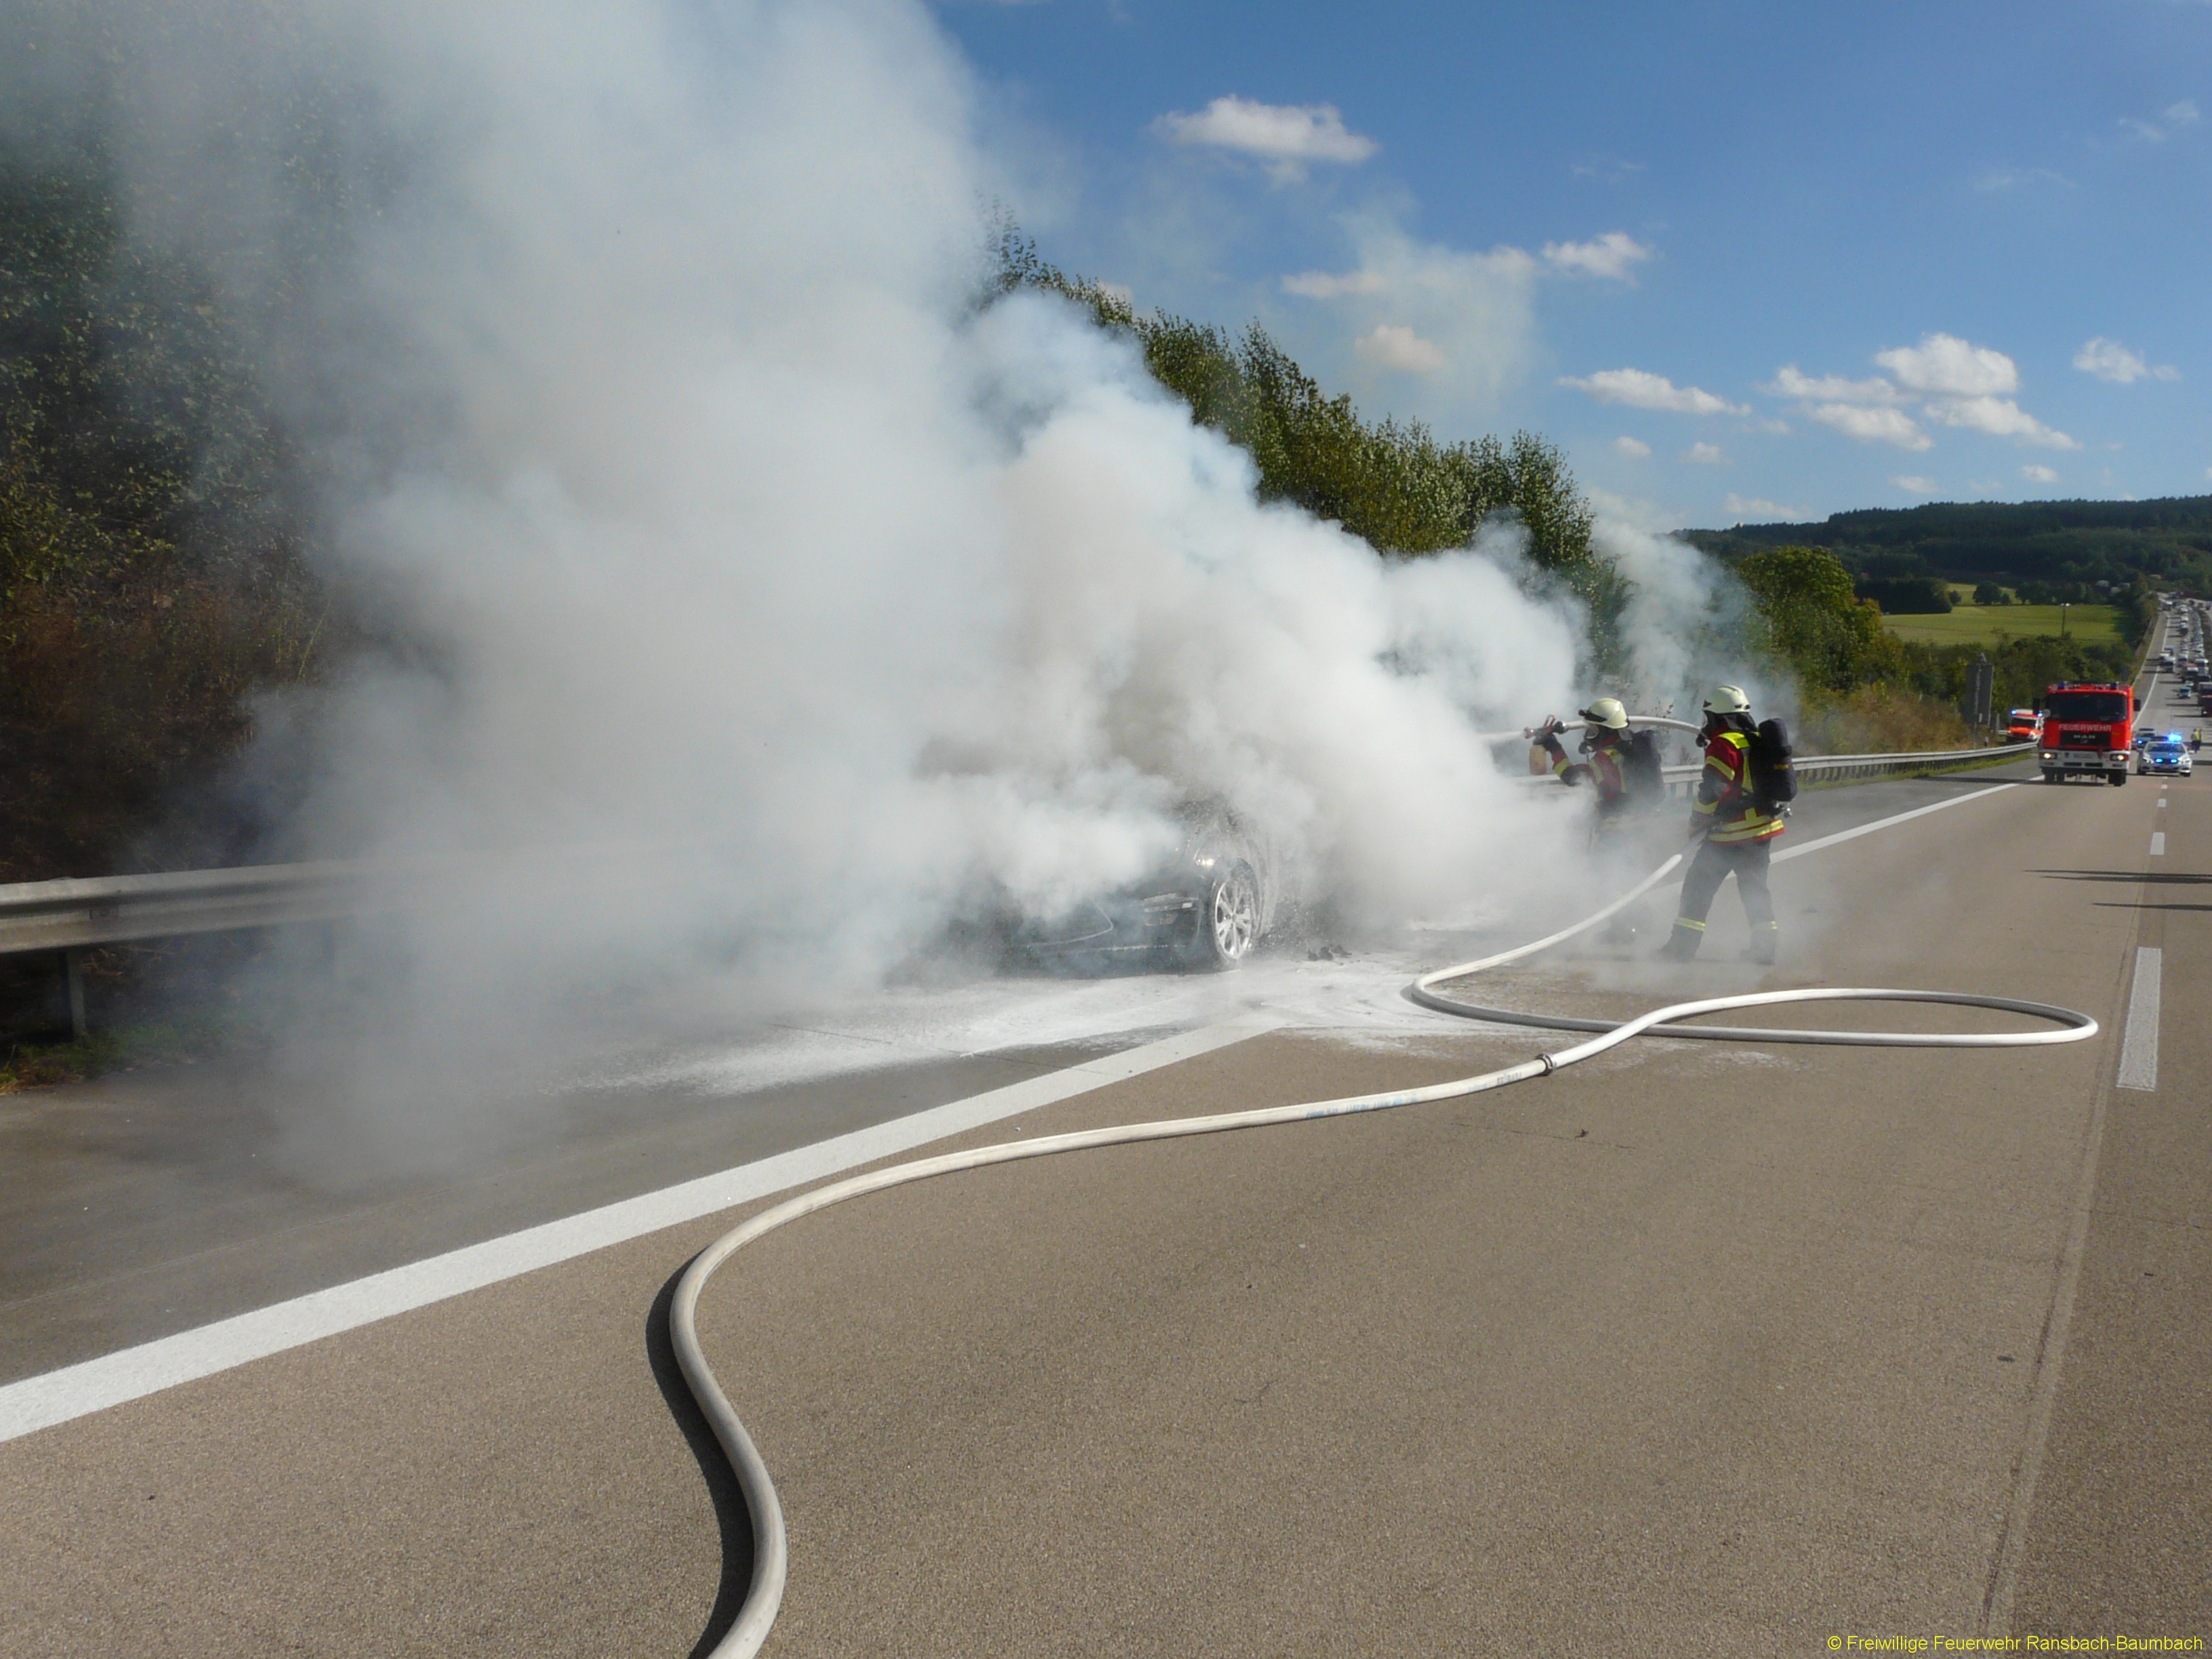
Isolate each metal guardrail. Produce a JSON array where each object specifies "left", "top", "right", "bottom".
[
  {"left": 1708, "top": 740, "right": 2030, "bottom": 788},
  {"left": 1527, "top": 739, "right": 2034, "bottom": 799},
  {"left": 0, "top": 862, "right": 372, "bottom": 958}
]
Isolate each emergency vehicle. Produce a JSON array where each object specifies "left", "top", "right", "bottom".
[
  {"left": 2005, "top": 708, "right": 2043, "bottom": 742},
  {"left": 2038, "top": 682, "right": 2135, "bottom": 785}
]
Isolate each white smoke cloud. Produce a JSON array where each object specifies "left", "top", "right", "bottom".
[
  {"left": 22, "top": 0, "right": 1683, "bottom": 1165},
  {"left": 1597, "top": 520, "right": 1784, "bottom": 724}
]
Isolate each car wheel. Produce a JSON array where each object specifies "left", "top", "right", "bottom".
[
  {"left": 1183, "top": 861, "right": 1259, "bottom": 970},
  {"left": 2110, "top": 771, "right": 2127, "bottom": 787}
]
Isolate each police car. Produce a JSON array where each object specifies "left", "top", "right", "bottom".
[{"left": 2139, "top": 735, "right": 2194, "bottom": 777}]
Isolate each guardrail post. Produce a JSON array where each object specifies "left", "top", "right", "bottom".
[{"left": 62, "top": 948, "right": 87, "bottom": 1040}]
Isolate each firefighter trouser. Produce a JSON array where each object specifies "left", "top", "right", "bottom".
[{"left": 1666, "top": 836, "right": 1776, "bottom": 956}]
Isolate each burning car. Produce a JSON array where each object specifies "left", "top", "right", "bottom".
[{"left": 1002, "top": 801, "right": 1283, "bottom": 971}]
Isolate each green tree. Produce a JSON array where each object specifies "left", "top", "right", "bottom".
[
  {"left": 1971, "top": 581, "right": 2007, "bottom": 605},
  {"left": 1733, "top": 545, "right": 1902, "bottom": 695},
  {"left": 1, "top": 140, "right": 325, "bottom": 877}
]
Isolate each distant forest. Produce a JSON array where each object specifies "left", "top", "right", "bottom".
[{"left": 1684, "top": 497, "right": 2212, "bottom": 602}]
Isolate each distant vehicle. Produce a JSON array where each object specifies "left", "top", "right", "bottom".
[
  {"left": 2159, "top": 651, "right": 2176, "bottom": 670},
  {"left": 2005, "top": 708, "right": 2043, "bottom": 742},
  {"left": 2141, "top": 738, "right": 2192, "bottom": 777},
  {"left": 2040, "top": 682, "right": 2135, "bottom": 785}
]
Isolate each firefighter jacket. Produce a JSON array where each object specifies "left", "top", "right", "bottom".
[
  {"left": 1693, "top": 727, "right": 1784, "bottom": 844},
  {"left": 1538, "top": 731, "right": 1632, "bottom": 817}
]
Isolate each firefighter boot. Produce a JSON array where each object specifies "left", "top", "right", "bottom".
[
  {"left": 1744, "top": 924, "right": 1778, "bottom": 966},
  {"left": 1656, "top": 922, "right": 1702, "bottom": 962}
]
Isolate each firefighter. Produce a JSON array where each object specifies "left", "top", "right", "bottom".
[
  {"left": 1657, "top": 684, "right": 1784, "bottom": 964},
  {"left": 1532, "top": 697, "right": 1662, "bottom": 941},
  {"left": 1530, "top": 697, "right": 1636, "bottom": 818}
]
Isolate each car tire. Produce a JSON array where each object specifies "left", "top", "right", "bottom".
[
  {"left": 1181, "top": 861, "right": 1259, "bottom": 971},
  {"left": 2110, "top": 771, "right": 2127, "bottom": 787},
  {"left": 2041, "top": 771, "right": 2060, "bottom": 784}
]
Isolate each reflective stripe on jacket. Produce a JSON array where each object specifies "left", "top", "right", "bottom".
[{"left": 1694, "top": 729, "right": 1784, "bottom": 844}]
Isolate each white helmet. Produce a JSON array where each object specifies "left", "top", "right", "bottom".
[
  {"left": 1580, "top": 696, "right": 1630, "bottom": 731},
  {"left": 1702, "top": 684, "right": 1752, "bottom": 716}
]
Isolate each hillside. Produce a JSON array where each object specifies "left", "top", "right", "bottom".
[{"left": 1683, "top": 496, "right": 2212, "bottom": 596}]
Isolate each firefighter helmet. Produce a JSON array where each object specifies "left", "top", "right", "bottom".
[
  {"left": 1580, "top": 697, "right": 1630, "bottom": 730},
  {"left": 1702, "top": 684, "right": 1753, "bottom": 716}
]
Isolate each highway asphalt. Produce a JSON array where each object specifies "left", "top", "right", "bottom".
[{"left": 1, "top": 754, "right": 2204, "bottom": 1655}]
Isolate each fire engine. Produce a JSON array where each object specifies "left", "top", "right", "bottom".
[{"left": 2038, "top": 682, "right": 2135, "bottom": 785}]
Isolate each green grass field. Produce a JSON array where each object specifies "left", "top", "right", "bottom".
[{"left": 1880, "top": 603, "right": 2123, "bottom": 647}]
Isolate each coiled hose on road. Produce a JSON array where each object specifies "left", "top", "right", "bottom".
[{"left": 668, "top": 848, "right": 2099, "bottom": 1658}]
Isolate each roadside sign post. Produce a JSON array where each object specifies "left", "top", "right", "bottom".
[{"left": 1963, "top": 653, "right": 1994, "bottom": 735}]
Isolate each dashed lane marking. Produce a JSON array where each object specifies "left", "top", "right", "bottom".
[
  {"left": 2116, "top": 947, "right": 2161, "bottom": 1092},
  {"left": 2151, "top": 832, "right": 2166, "bottom": 856}
]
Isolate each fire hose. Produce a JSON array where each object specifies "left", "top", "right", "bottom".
[{"left": 668, "top": 849, "right": 2098, "bottom": 1658}]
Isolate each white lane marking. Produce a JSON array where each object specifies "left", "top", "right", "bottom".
[
  {"left": 2116, "top": 947, "right": 2161, "bottom": 1092},
  {"left": 2151, "top": 832, "right": 2167, "bottom": 857},
  {"left": 0, "top": 775, "right": 2035, "bottom": 1441},
  {"left": 2158, "top": 798, "right": 2168, "bottom": 806},
  {"left": 0, "top": 1014, "right": 1285, "bottom": 1445},
  {"left": 1772, "top": 783, "right": 2016, "bottom": 865}
]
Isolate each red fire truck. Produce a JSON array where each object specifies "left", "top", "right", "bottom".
[{"left": 2038, "top": 682, "right": 2136, "bottom": 785}]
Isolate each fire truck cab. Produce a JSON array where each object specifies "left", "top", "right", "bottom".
[{"left": 2039, "top": 682, "right": 2135, "bottom": 785}]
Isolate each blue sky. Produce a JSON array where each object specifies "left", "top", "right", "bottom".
[{"left": 934, "top": 0, "right": 2211, "bottom": 529}]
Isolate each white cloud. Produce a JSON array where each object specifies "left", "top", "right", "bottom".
[
  {"left": 1681, "top": 441, "right": 1729, "bottom": 465},
  {"left": 1540, "top": 232, "right": 1654, "bottom": 282},
  {"left": 2022, "top": 464, "right": 2060, "bottom": 483},
  {"left": 1807, "top": 402, "right": 1933, "bottom": 450},
  {"left": 1557, "top": 367, "right": 1748, "bottom": 415},
  {"left": 1763, "top": 365, "right": 1908, "bottom": 405},
  {"left": 1723, "top": 493, "right": 1809, "bottom": 522},
  {"left": 1281, "top": 269, "right": 1387, "bottom": 299},
  {"left": 2073, "top": 336, "right": 2179, "bottom": 384},
  {"left": 1613, "top": 435, "right": 1651, "bottom": 457},
  {"left": 2171, "top": 100, "right": 2203, "bottom": 127},
  {"left": 1154, "top": 97, "right": 1377, "bottom": 180},
  {"left": 2121, "top": 117, "right": 2167, "bottom": 143},
  {"left": 1892, "top": 476, "right": 1940, "bottom": 494},
  {"left": 1875, "top": 333, "right": 2019, "bottom": 397},
  {"left": 1924, "top": 395, "right": 2078, "bottom": 449},
  {"left": 1353, "top": 323, "right": 1445, "bottom": 375}
]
